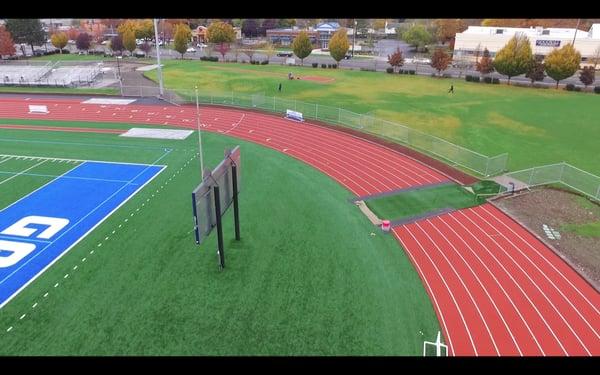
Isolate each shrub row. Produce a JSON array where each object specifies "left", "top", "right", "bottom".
[
  {"left": 318, "top": 63, "right": 337, "bottom": 69},
  {"left": 595, "top": 86, "right": 600, "bottom": 94},
  {"left": 398, "top": 69, "right": 416, "bottom": 75},
  {"left": 360, "top": 67, "right": 376, "bottom": 72},
  {"left": 200, "top": 56, "right": 219, "bottom": 62}
]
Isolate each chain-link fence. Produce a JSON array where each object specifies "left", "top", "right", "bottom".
[
  {"left": 503, "top": 162, "right": 600, "bottom": 201},
  {"left": 119, "top": 86, "right": 509, "bottom": 177}
]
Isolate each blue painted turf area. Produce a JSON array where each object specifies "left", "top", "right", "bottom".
[{"left": 0, "top": 161, "right": 164, "bottom": 308}]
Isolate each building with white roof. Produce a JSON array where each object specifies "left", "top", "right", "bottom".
[{"left": 454, "top": 24, "right": 600, "bottom": 64}]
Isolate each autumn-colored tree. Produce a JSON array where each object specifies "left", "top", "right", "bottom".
[
  {"left": 140, "top": 42, "right": 151, "bottom": 56},
  {"left": 579, "top": 66, "right": 595, "bottom": 87},
  {"left": 161, "top": 21, "right": 174, "bottom": 43},
  {"left": 476, "top": 48, "right": 495, "bottom": 76},
  {"left": 0, "top": 26, "right": 16, "bottom": 57},
  {"left": 117, "top": 20, "right": 138, "bottom": 36},
  {"left": 67, "top": 27, "right": 80, "bottom": 41},
  {"left": 292, "top": 31, "right": 313, "bottom": 65},
  {"left": 123, "top": 29, "right": 137, "bottom": 56},
  {"left": 387, "top": 48, "right": 404, "bottom": 72},
  {"left": 109, "top": 35, "right": 124, "bottom": 55},
  {"left": 590, "top": 46, "right": 600, "bottom": 69},
  {"left": 430, "top": 48, "right": 452, "bottom": 76},
  {"left": 493, "top": 34, "right": 533, "bottom": 84},
  {"left": 263, "top": 41, "right": 276, "bottom": 62},
  {"left": 434, "top": 19, "right": 467, "bottom": 45},
  {"left": 401, "top": 24, "right": 433, "bottom": 52},
  {"left": 329, "top": 28, "right": 349, "bottom": 64},
  {"left": 136, "top": 19, "right": 154, "bottom": 40},
  {"left": 545, "top": 43, "right": 581, "bottom": 88},
  {"left": 76, "top": 32, "right": 92, "bottom": 52},
  {"left": 241, "top": 19, "right": 259, "bottom": 38},
  {"left": 260, "top": 19, "right": 278, "bottom": 36},
  {"left": 525, "top": 57, "right": 546, "bottom": 86},
  {"left": 207, "top": 21, "right": 236, "bottom": 61},
  {"left": 50, "top": 32, "right": 68, "bottom": 53},
  {"left": 173, "top": 23, "right": 192, "bottom": 59},
  {"left": 372, "top": 19, "right": 387, "bottom": 31}
]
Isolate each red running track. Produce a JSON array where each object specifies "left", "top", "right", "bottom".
[
  {"left": 393, "top": 203, "right": 600, "bottom": 356},
  {"left": 0, "top": 97, "right": 449, "bottom": 197},
  {"left": 2, "top": 97, "right": 599, "bottom": 356}
]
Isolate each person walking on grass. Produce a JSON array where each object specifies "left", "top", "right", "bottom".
[
  {"left": 448, "top": 84, "right": 454, "bottom": 94},
  {"left": 278, "top": 83, "right": 282, "bottom": 92}
]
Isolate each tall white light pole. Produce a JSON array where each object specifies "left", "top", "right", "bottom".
[
  {"left": 154, "top": 18, "right": 165, "bottom": 98},
  {"left": 195, "top": 86, "right": 205, "bottom": 178}
]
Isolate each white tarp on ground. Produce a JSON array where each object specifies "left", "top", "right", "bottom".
[
  {"left": 135, "top": 64, "right": 164, "bottom": 72},
  {"left": 120, "top": 128, "right": 194, "bottom": 140},
  {"left": 82, "top": 98, "right": 137, "bottom": 105}
]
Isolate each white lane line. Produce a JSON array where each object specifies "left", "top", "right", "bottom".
[{"left": 0, "top": 159, "right": 47, "bottom": 186}]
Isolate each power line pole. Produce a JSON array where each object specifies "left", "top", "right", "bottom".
[
  {"left": 154, "top": 18, "right": 165, "bottom": 98},
  {"left": 352, "top": 19, "right": 357, "bottom": 57},
  {"left": 572, "top": 18, "right": 581, "bottom": 46}
]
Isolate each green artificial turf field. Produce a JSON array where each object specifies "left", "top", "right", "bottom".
[
  {"left": 143, "top": 60, "right": 600, "bottom": 175},
  {"left": 365, "top": 183, "right": 485, "bottom": 222},
  {"left": 0, "top": 120, "right": 440, "bottom": 355}
]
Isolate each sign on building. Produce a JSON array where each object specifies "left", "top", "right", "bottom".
[{"left": 535, "top": 40, "right": 561, "bottom": 47}]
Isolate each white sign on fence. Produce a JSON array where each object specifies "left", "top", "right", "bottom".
[
  {"left": 28, "top": 105, "right": 48, "bottom": 114},
  {"left": 286, "top": 109, "right": 303, "bottom": 122}
]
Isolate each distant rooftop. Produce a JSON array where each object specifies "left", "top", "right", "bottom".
[{"left": 460, "top": 24, "right": 600, "bottom": 40}]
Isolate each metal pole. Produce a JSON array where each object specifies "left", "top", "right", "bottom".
[
  {"left": 154, "top": 18, "right": 165, "bottom": 98},
  {"left": 195, "top": 87, "right": 205, "bottom": 176},
  {"left": 116, "top": 56, "right": 123, "bottom": 96},
  {"left": 213, "top": 185, "right": 225, "bottom": 270},
  {"left": 232, "top": 164, "right": 240, "bottom": 241},
  {"left": 352, "top": 19, "right": 357, "bottom": 57},
  {"left": 572, "top": 19, "right": 580, "bottom": 46}
]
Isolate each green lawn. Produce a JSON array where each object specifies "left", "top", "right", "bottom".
[
  {"left": 143, "top": 60, "right": 600, "bottom": 176},
  {"left": 0, "top": 122, "right": 439, "bottom": 355},
  {"left": 365, "top": 183, "right": 484, "bottom": 222},
  {"left": 562, "top": 195, "right": 600, "bottom": 238}
]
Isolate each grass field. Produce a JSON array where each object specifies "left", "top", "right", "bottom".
[
  {"left": 0, "top": 120, "right": 439, "bottom": 355},
  {"left": 365, "top": 183, "right": 484, "bottom": 222},
  {"left": 143, "top": 60, "right": 600, "bottom": 175}
]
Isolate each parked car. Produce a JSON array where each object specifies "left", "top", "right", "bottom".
[
  {"left": 134, "top": 51, "right": 146, "bottom": 58},
  {"left": 276, "top": 52, "right": 293, "bottom": 57},
  {"left": 196, "top": 43, "right": 207, "bottom": 48},
  {"left": 186, "top": 47, "right": 197, "bottom": 53},
  {"left": 33, "top": 49, "right": 45, "bottom": 57}
]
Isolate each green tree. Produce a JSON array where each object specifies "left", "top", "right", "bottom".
[
  {"left": 136, "top": 19, "right": 154, "bottom": 40},
  {"left": 4, "top": 19, "right": 46, "bottom": 54},
  {"left": 51, "top": 32, "right": 68, "bottom": 53},
  {"left": 207, "top": 21, "right": 236, "bottom": 61},
  {"left": 476, "top": 48, "right": 495, "bottom": 76},
  {"left": 545, "top": 44, "right": 581, "bottom": 88},
  {"left": 292, "top": 31, "right": 313, "bottom": 65},
  {"left": 329, "top": 28, "right": 349, "bottom": 64},
  {"left": 401, "top": 24, "right": 433, "bottom": 52},
  {"left": 174, "top": 23, "right": 192, "bottom": 59},
  {"left": 123, "top": 29, "right": 137, "bottom": 56},
  {"left": 430, "top": 48, "right": 452, "bottom": 76},
  {"left": 492, "top": 34, "right": 533, "bottom": 85},
  {"left": 525, "top": 57, "right": 546, "bottom": 86}
]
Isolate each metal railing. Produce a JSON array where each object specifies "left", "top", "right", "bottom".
[
  {"left": 503, "top": 162, "right": 600, "bottom": 201},
  {"left": 119, "top": 86, "right": 510, "bottom": 177}
]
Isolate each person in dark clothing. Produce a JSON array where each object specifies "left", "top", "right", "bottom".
[
  {"left": 448, "top": 84, "right": 454, "bottom": 94},
  {"left": 278, "top": 83, "right": 282, "bottom": 92}
]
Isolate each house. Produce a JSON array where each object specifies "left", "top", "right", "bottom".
[
  {"left": 192, "top": 26, "right": 208, "bottom": 43},
  {"left": 266, "top": 27, "right": 318, "bottom": 46},
  {"left": 454, "top": 24, "right": 600, "bottom": 65}
]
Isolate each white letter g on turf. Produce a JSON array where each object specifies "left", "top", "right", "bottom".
[
  {"left": 1, "top": 216, "right": 69, "bottom": 240},
  {"left": 0, "top": 241, "right": 36, "bottom": 268}
]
